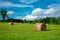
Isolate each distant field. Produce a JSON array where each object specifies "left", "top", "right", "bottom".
[{"left": 0, "top": 22, "right": 60, "bottom": 40}]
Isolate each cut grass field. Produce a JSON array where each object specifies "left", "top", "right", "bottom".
[{"left": 0, "top": 22, "right": 60, "bottom": 40}]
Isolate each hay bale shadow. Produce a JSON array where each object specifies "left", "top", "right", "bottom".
[{"left": 45, "top": 29, "right": 52, "bottom": 31}]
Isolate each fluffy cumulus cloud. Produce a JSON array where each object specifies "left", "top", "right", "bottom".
[
  {"left": 20, "top": 0, "right": 38, "bottom": 4},
  {"left": 32, "top": 8, "right": 59, "bottom": 16},
  {"left": 45, "top": 8, "right": 58, "bottom": 14},
  {"left": 48, "top": 4, "right": 60, "bottom": 10},
  {"left": 23, "top": 15, "right": 38, "bottom": 20},
  {"left": 47, "top": 4, "right": 60, "bottom": 16},
  {"left": 7, "top": 11, "right": 15, "bottom": 15},
  {"left": 23, "top": 4, "right": 60, "bottom": 20},
  {"left": 0, "top": 2, "right": 34, "bottom": 8},
  {"left": 31, "top": 8, "right": 45, "bottom": 16}
]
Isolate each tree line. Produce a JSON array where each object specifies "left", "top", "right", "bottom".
[
  {"left": 0, "top": 9, "right": 60, "bottom": 24},
  {"left": 23, "top": 17, "right": 60, "bottom": 24}
]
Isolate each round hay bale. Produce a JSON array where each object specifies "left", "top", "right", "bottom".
[
  {"left": 34, "top": 23, "right": 46, "bottom": 31},
  {"left": 9, "top": 22, "right": 14, "bottom": 25},
  {"left": 41, "top": 23, "right": 46, "bottom": 31},
  {"left": 34, "top": 23, "right": 40, "bottom": 31}
]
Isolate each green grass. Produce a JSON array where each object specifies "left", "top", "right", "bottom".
[{"left": 0, "top": 22, "right": 60, "bottom": 40}]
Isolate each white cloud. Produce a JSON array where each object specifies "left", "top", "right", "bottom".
[
  {"left": 14, "top": 3, "right": 60, "bottom": 20},
  {"left": 23, "top": 15, "right": 38, "bottom": 20},
  {"left": 0, "top": 2, "right": 34, "bottom": 8},
  {"left": 7, "top": 11, "right": 15, "bottom": 15},
  {"left": 15, "top": 15, "right": 47, "bottom": 20},
  {"left": 31, "top": 7, "right": 59, "bottom": 16},
  {"left": 15, "top": 16, "right": 23, "bottom": 19},
  {"left": 40, "top": 16, "right": 47, "bottom": 18},
  {"left": 13, "top": 3, "right": 60, "bottom": 21},
  {"left": 23, "top": 5, "right": 60, "bottom": 20},
  {"left": 45, "top": 8, "right": 58, "bottom": 14},
  {"left": 47, "top": 4, "right": 60, "bottom": 14},
  {"left": 20, "top": 0, "right": 38, "bottom": 4},
  {"left": 15, "top": 15, "right": 37, "bottom": 20},
  {"left": 31, "top": 8, "right": 45, "bottom": 16},
  {"left": 48, "top": 4, "right": 60, "bottom": 10}
]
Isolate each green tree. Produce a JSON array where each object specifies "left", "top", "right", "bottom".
[
  {"left": 39, "top": 17, "right": 50, "bottom": 23},
  {"left": 50, "top": 17, "right": 56, "bottom": 24},
  {"left": 23, "top": 19, "right": 28, "bottom": 23},
  {"left": 56, "top": 17, "right": 60, "bottom": 24},
  {"left": 45, "top": 17, "right": 50, "bottom": 23},
  {"left": 0, "top": 9, "right": 7, "bottom": 21}
]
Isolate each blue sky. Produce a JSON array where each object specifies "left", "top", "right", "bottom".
[{"left": 0, "top": 0, "right": 60, "bottom": 20}]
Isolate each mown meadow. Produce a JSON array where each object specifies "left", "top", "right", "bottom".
[{"left": 0, "top": 22, "right": 60, "bottom": 40}]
